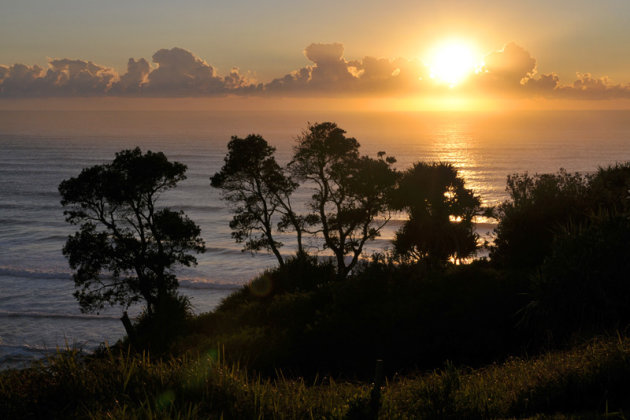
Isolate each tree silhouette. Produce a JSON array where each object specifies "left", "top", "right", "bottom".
[
  {"left": 59, "top": 148, "right": 205, "bottom": 317},
  {"left": 490, "top": 169, "right": 589, "bottom": 269},
  {"left": 391, "top": 162, "right": 481, "bottom": 265},
  {"left": 490, "top": 163, "right": 630, "bottom": 271},
  {"left": 211, "top": 135, "right": 306, "bottom": 265},
  {"left": 290, "top": 122, "right": 398, "bottom": 277}
]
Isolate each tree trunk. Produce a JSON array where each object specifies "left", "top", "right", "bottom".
[
  {"left": 336, "top": 251, "right": 347, "bottom": 278},
  {"left": 121, "top": 311, "right": 136, "bottom": 344},
  {"left": 270, "top": 242, "right": 285, "bottom": 266}
]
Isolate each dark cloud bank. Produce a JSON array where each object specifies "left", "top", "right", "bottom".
[{"left": 1, "top": 43, "right": 629, "bottom": 99}]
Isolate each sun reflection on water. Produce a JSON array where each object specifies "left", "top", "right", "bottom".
[
  {"left": 427, "top": 120, "right": 497, "bottom": 249},
  {"left": 430, "top": 121, "right": 481, "bottom": 200}
]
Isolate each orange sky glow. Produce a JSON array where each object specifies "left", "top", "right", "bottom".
[{"left": 2, "top": 0, "right": 630, "bottom": 111}]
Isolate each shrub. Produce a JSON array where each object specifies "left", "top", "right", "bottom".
[
  {"left": 490, "top": 169, "right": 590, "bottom": 270},
  {"left": 133, "top": 293, "right": 194, "bottom": 354},
  {"left": 522, "top": 214, "right": 630, "bottom": 342},
  {"left": 190, "top": 258, "right": 526, "bottom": 377}
]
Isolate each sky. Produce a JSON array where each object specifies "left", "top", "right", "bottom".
[{"left": 1, "top": 0, "right": 630, "bottom": 108}]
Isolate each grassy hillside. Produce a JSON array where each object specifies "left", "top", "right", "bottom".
[{"left": 2, "top": 336, "right": 629, "bottom": 419}]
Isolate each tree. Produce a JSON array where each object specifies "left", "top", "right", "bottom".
[
  {"left": 490, "top": 163, "right": 630, "bottom": 271},
  {"left": 59, "top": 148, "right": 205, "bottom": 318},
  {"left": 391, "top": 162, "right": 482, "bottom": 265},
  {"left": 290, "top": 122, "right": 398, "bottom": 277},
  {"left": 211, "top": 134, "right": 305, "bottom": 266},
  {"left": 489, "top": 169, "right": 590, "bottom": 270},
  {"left": 212, "top": 123, "right": 397, "bottom": 278}
]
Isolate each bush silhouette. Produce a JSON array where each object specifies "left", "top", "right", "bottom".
[
  {"left": 522, "top": 213, "right": 630, "bottom": 341},
  {"left": 490, "top": 169, "right": 590, "bottom": 270}
]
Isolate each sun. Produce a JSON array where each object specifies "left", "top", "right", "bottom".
[{"left": 426, "top": 41, "right": 481, "bottom": 87}]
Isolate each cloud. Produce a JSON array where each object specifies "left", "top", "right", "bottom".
[
  {"left": 265, "top": 42, "right": 428, "bottom": 95},
  {"left": 1, "top": 42, "right": 629, "bottom": 100},
  {"left": 354, "top": 56, "right": 429, "bottom": 93},
  {"left": 471, "top": 42, "right": 630, "bottom": 99},
  {"left": 139, "top": 47, "right": 260, "bottom": 95},
  {"left": 303, "top": 43, "right": 355, "bottom": 86},
  {"left": 143, "top": 47, "right": 226, "bottom": 95},
  {"left": 0, "top": 59, "right": 116, "bottom": 97},
  {"left": 0, "top": 63, "right": 46, "bottom": 97},
  {"left": 265, "top": 43, "right": 354, "bottom": 93},
  {"left": 110, "top": 58, "right": 151, "bottom": 94},
  {"left": 357, "top": 56, "right": 399, "bottom": 82},
  {"left": 519, "top": 69, "right": 630, "bottom": 100},
  {"left": 557, "top": 73, "right": 630, "bottom": 99},
  {"left": 0, "top": 47, "right": 260, "bottom": 97},
  {"left": 522, "top": 72, "right": 560, "bottom": 93},
  {"left": 263, "top": 66, "right": 311, "bottom": 93},
  {"left": 223, "top": 67, "right": 260, "bottom": 92},
  {"left": 475, "top": 42, "right": 537, "bottom": 90},
  {"left": 47, "top": 59, "right": 117, "bottom": 95}
]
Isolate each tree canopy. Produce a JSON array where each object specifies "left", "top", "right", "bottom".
[
  {"left": 391, "top": 162, "right": 482, "bottom": 265},
  {"left": 290, "top": 122, "right": 398, "bottom": 276},
  {"left": 490, "top": 163, "right": 630, "bottom": 271},
  {"left": 212, "top": 123, "right": 491, "bottom": 276},
  {"left": 212, "top": 122, "right": 398, "bottom": 277},
  {"left": 489, "top": 169, "right": 590, "bottom": 269},
  {"left": 210, "top": 134, "right": 304, "bottom": 266},
  {"left": 59, "top": 147, "right": 205, "bottom": 316}
]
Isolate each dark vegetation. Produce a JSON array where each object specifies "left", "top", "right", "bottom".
[
  {"left": 58, "top": 147, "right": 204, "bottom": 350},
  {"left": 189, "top": 258, "right": 523, "bottom": 378},
  {"left": 391, "top": 162, "right": 485, "bottom": 265},
  {"left": 212, "top": 122, "right": 399, "bottom": 277},
  {"left": 3, "top": 336, "right": 630, "bottom": 418},
  {"left": 3, "top": 124, "right": 630, "bottom": 418}
]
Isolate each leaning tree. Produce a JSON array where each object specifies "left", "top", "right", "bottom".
[{"left": 59, "top": 147, "right": 205, "bottom": 321}]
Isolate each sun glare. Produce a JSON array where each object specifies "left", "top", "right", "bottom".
[{"left": 427, "top": 41, "right": 481, "bottom": 87}]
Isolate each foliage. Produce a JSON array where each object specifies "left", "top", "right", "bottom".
[
  {"left": 489, "top": 163, "right": 630, "bottom": 344},
  {"left": 248, "top": 253, "right": 337, "bottom": 296},
  {"left": 205, "top": 163, "right": 630, "bottom": 375},
  {"left": 490, "top": 169, "right": 591, "bottom": 270},
  {"left": 190, "top": 257, "right": 526, "bottom": 377},
  {"left": 588, "top": 162, "right": 630, "bottom": 214},
  {"left": 391, "top": 162, "right": 483, "bottom": 265},
  {"left": 290, "top": 122, "right": 398, "bottom": 277},
  {"left": 59, "top": 147, "right": 205, "bottom": 316},
  {"left": 213, "top": 122, "right": 398, "bottom": 278},
  {"left": 522, "top": 213, "right": 630, "bottom": 341},
  {"left": 133, "top": 293, "right": 194, "bottom": 354},
  {"left": 210, "top": 135, "right": 304, "bottom": 265}
]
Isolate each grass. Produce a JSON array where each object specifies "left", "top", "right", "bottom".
[
  {"left": 382, "top": 335, "right": 630, "bottom": 418},
  {"left": 2, "top": 336, "right": 630, "bottom": 419}
]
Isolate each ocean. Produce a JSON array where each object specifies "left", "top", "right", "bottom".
[{"left": 1, "top": 109, "right": 630, "bottom": 368}]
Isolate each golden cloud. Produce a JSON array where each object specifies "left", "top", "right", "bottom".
[{"left": 1, "top": 43, "right": 629, "bottom": 100}]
